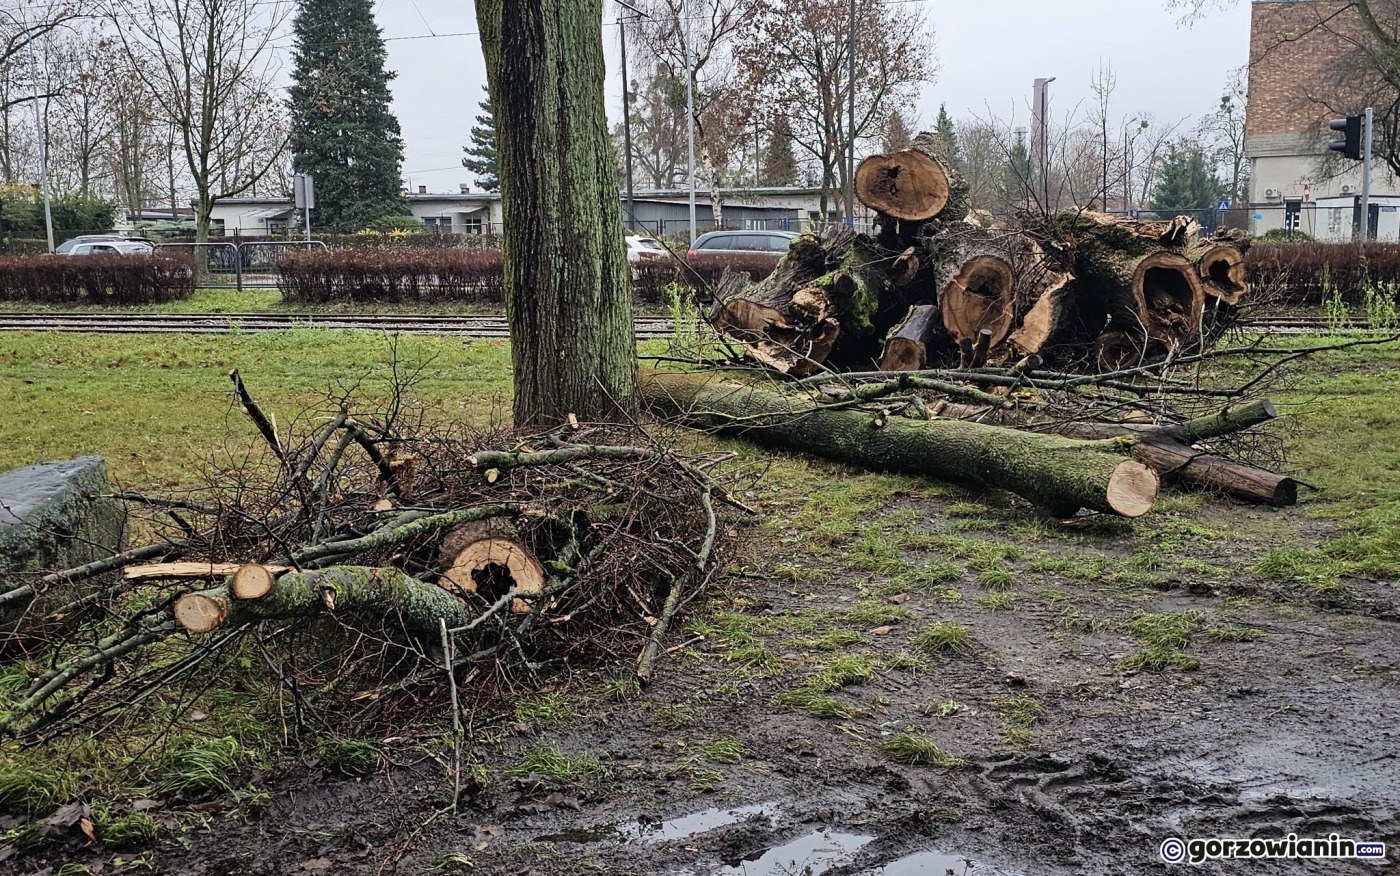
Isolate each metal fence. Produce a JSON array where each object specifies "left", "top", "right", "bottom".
[{"left": 154, "top": 240, "right": 328, "bottom": 291}]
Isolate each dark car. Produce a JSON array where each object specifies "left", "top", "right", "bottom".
[{"left": 687, "top": 230, "right": 797, "bottom": 257}]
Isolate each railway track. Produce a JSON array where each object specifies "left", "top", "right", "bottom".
[
  {"left": 0, "top": 312, "right": 1388, "bottom": 337},
  {"left": 0, "top": 312, "right": 678, "bottom": 338}
]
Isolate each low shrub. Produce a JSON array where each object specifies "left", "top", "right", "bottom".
[
  {"left": 1246, "top": 241, "right": 1400, "bottom": 304},
  {"left": 0, "top": 254, "right": 196, "bottom": 304},
  {"left": 277, "top": 247, "right": 782, "bottom": 305}
]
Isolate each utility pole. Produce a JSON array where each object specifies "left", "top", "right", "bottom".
[
  {"left": 1362, "top": 106, "right": 1373, "bottom": 241},
  {"left": 1032, "top": 77, "right": 1055, "bottom": 210},
  {"left": 684, "top": 0, "right": 696, "bottom": 243},
  {"left": 615, "top": 0, "right": 647, "bottom": 232},
  {"left": 846, "top": 0, "right": 856, "bottom": 228},
  {"left": 24, "top": 21, "right": 55, "bottom": 251}
]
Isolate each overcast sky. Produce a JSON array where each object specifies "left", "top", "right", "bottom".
[{"left": 309, "top": 0, "right": 1251, "bottom": 194}]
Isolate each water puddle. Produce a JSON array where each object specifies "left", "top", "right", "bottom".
[
  {"left": 532, "top": 823, "right": 620, "bottom": 844},
  {"left": 638, "top": 802, "right": 772, "bottom": 841},
  {"left": 718, "top": 828, "right": 873, "bottom": 875},
  {"left": 857, "top": 849, "right": 979, "bottom": 874}
]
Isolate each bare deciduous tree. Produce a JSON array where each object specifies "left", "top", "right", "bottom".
[
  {"left": 737, "top": 0, "right": 936, "bottom": 220},
  {"left": 112, "top": 0, "right": 290, "bottom": 241}
]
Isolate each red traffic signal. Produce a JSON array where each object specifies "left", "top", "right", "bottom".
[{"left": 1329, "top": 116, "right": 1363, "bottom": 161}]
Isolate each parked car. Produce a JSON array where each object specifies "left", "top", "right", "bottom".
[
  {"left": 59, "top": 240, "right": 156, "bottom": 256},
  {"left": 687, "top": 230, "right": 797, "bottom": 257},
  {"left": 54, "top": 235, "right": 155, "bottom": 255},
  {"left": 624, "top": 234, "right": 669, "bottom": 263}
]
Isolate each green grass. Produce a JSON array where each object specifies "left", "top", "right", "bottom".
[
  {"left": 101, "top": 813, "right": 160, "bottom": 848},
  {"left": 913, "top": 621, "right": 973, "bottom": 656},
  {"left": 975, "top": 593, "right": 1015, "bottom": 611},
  {"left": 774, "top": 688, "right": 861, "bottom": 719},
  {"left": 882, "top": 651, "right": 930, "bottom": 674},
  {"left": 976, "top": 563, "right": 1015, "bottom": 592},
  {"left": 649, "top": 704, "right": 698, "bottom": 730},
  {"left": 156, "top": 736, "right": 242, "bottom": 796},
  {"left": 509, "top": 742, "right": 607, "bottom": 780},
  {"left": 992, "top": 695, "right": 1046, "bottom": 748},
  {"left": 878, "top": 732, "right": 963, "bottom": 767},
  {"left": 0, "top": 331, "right": 516, "bottom": 483},
  {"left": 885, "top": 559, "right": 965, "bottom": 594},
  {"left": 513, "top": 692, "right": 577, "bottom": 729},
  {"left": 1121, "top": 610, "right": 1206, "bottom": 671},
  {"left": 317, "top": 738, "right": 380, "bottom": 777},
  {"left": 0, "top": 764, "right": 75, "bottom": 815},
  {"left": 665, "top": 756, "right": 725, "bottom": 792},
  {"left": 809, "top": 654, "right": 877, "bottom": 691},
  {"left": 696, "top": 736, "right": 746, "bottom": 764},
  {"left": 789, "top": 629, "right": 872, "bottom": 651},
  {"left": 601, "top": 678, "right": 641, "bottom": 702},
  {"left": 842, "top": 600, "right": 914, "bottom": 627}
]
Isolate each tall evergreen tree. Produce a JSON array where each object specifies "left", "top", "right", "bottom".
[
  {"left": 760, "top": 116, "right": 798, "bottom": 186},
  {"left": 932, "top": 104, "right": 961, "bottom": 169},
  {"left": 288, "top": 0, "right": 408, "bottom": 230},
  {"left": 462, "top": 86, "right": 499, "bottom": 191},
  {"left": 996, "top": 133, "right": 1032, "bottom": 213},
  {"left": 1150, "top": 139, "right": 1223, "bottom": 214}
]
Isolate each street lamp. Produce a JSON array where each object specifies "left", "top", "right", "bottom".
[
  {"left": 614, "top": 0, "right": 648, "bottom": 232},
  {"left": 1123, "top": 117, "right": 1148, "bottom": 212}
]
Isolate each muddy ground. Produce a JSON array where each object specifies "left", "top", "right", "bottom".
[{"left": 10, "top": 480, "right": 1400, "bottom": 876}]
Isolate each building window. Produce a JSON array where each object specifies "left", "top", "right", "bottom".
[
  {"left": 425, "top": 217, "right": 453, "bottom": 233},
  {"left": 463, "top": 216, "right": 484, "bottom": 234}
]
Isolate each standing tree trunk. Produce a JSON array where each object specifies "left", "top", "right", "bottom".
[{"left": 477, "top": 0, "right": 638, "bottom": 426}]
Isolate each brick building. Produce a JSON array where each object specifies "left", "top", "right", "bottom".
[{"left": 1246, "top": 0, "right": 1400, "bottom": 239}]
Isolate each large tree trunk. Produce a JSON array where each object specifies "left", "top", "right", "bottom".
[
  {"left": 477, "top": 0, "right": 637, "bottom": 425},
  {"left": 641, "top": 373, "right": 1159, "bottom": 518}
]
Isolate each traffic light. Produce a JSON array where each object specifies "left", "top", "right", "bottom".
[{"left": 1329, "top": 115, "right": 1363, "bottom": 160}]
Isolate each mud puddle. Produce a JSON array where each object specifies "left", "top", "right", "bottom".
[
  {"left": 712, "top": 828, "right": 870, "bottom": 874},
  {"left": 533, "top": 802, "right": 773, "bottom": 846}
]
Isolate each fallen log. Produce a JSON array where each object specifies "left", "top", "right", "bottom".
[
  {"left": 641, "top": 372, "right": 1158, "bottom": 518},
  {"left": 1057, "top": 423, "right": 1296, "bottom": 506},
  {"left": 174, "top": 565, "right": 506, "bottom": 635},
  {"left": 939, "top": 232, "right": 1017, "bottom": 351},
  {"left": 1187, "top": 240, "right": 1248, "bottom": 305},
  {"left": 123, "top": 561, "right": 289, "bottom": 582}
]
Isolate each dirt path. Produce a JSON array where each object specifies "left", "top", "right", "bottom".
[{"left": 96, "top": 488, "right": 1394, "bottom": 876}]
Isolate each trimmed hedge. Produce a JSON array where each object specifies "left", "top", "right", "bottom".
[
  {"left": 1246, "top": 242, "right": 1400, "bottom": 304},
  {"left": 0, "top": 254, "right": 196, "bottom": 304},
  {"left": 278, "top": 248, "right": 506, "bottom": 303},
  {"left": 278, "top": 247, "right": 782, "bottom": 305}
]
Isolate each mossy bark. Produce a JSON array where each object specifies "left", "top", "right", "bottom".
[
  {"left": 477, "top": 0, "right": 637, "bottom": 426},
  {"left": 642, "top": 373, "right": 1157, "bottom": 517}
]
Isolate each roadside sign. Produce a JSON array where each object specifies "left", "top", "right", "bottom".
[
  {"left": 293, "top": 173, "right": 316, "bottom": 210},
  {"left": 1216, "top": 200, "right": 1230, "bottom": 211},
  {"left": 1252, "top": 213, "right": 1263, "bottom": 220}
]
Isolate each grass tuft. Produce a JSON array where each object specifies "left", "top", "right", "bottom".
[
  {"left": 775, "top": 688, "right": 860, "bottom": 719},
  {"left": 992, "top": 695, "right": 1046, "bottom": 748},
  {"left": 843, "top": 600, "right": 914, "bottom": 627},
  {"left": 879, "top": 732, "right": 963, "bottom": 767},
  {"left": 102, "top": 813, "right": 160, "bottom": 848},
  {"left": 0, "top": 764, "right": 74, "bottom": 816},
  {"left": 913, "top": 621, "right": 973, "bottom": 655},
  {"left": 509, "top": 742, "right": 607, "bottom": 780},
  {"left": 156, "top": 736, "right": 242, "bottom": 796},
  {"left": 809, "top": 654, "right": 877, "bottom": 691},
  {"left": 513, "top": 691, "right": 576, "bottom": 728},
  {"left": 318, "top": 738, "right": 380, "bottom": 777},
  {"left": 697, "top": 736, "right": 746, "bottom": 764}
]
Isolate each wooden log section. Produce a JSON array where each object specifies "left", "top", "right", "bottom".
[
  {"left": 941, "top": 254, "right": 1016, "bottom": 349},
  {"left": 437, "top": 520, "right": 544, "bottom": 614},
  {"left": 1136, "top": 252, "right": 1206, "bottom": 348},
  {"left": 174, "top": 565, "right": 490, "bottom": 634},
  {"left": 854, "top": 149, "right": 950, "bottom": 222},
  {"left": 1190, "top": 242, "right": 1248, "bottom": 305},
  {"left": 123, "top": 561, "right": 288, "bottom": 582},
  {"left": 641, "top": 372, "right": 1159, "bottom": 518},
  {"left": 1058, "top": 423, "right": 1296, "bottom": 506},
  {"left": 1006, "top": 269, "right": 1074, "bottom": 357},
  {"left": 880, "top": 305, "right": 939, "bottom": 371},
  {"left": 231, "top": 563, "right": 276, "bottom": 600}
]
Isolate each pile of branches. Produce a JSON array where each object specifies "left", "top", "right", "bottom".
[
  {"left": 708, "top": 135, "right": 1250, "bottom": 378},
  {"left": 0, "top": 373, "right": 742, "bottom": 740}
]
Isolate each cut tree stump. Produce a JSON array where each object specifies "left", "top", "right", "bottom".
[
  {"left": 231, "top": 563, "right": 277, "bottom": 600},
  {"left": 437, "top": 520, "right": 545, "bottom": 614},
  {"left": 1187, "top": 241, "right": 1248, "bottom": 305},
  {"left": 642, "top": 372, "right": 1158, "bottom": 518}
]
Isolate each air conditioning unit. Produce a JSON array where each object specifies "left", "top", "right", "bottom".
[
  {"left": 1264, "top": 188, "right": 1278, "bottom": 198},
  {"left": 1341, "top": 185, "right": 1354, "bottom": 194}
]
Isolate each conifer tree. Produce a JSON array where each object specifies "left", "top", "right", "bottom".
[
  {"left": 760, "top": 116, "right": 798, "bottom": 186},
  {"left": 933, "top": 103, "right": 961, "bottom": 169},
  {"left": 462, "top": 86, "right": 500, "bottom": 192},
  {"left": 288, "top": 0, "right": 409, "bottom": 229}
]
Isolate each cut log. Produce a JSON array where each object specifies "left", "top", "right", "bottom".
[
  {"left": 1138, "top": 252, "right": 1206, "bottom": 347},
  {"left": 1187, "top": 241, "right": 1248, "bottom": 305},
  {"left": 438, "top": 520, "right": 545, "bottom": 614},
  {"left": 1095, "top": 330, "right": 1147, "bottom": 371},
  {"left": 174, "top": 592, "right": 227, "bottom": 634},
  {"left": 1006, "top": 268, "right": 1075, "bottom": 357},
  {"left": 231, "top": 563, "right": 277, "bottom": 600},
  {"left": 175, "top": 565, "right": 491, "bottom": 635},
  {"left": 1179, "top": 399, "right": 1277, "bottom": 441},
  {"left": 854, "top": 149, "right": 950, "bottom": 222},
  {"left": 940, "top": 251, "right": 1016, "bottom": 348},
  {"left": 641, "top": 372, "right": 1159, "bottom": 518},
  {"left": 1057, "top": 423, "right": 1296, "bottom": 506},
  {"left": 880, "top": 305, "right": 940, "bottom": 371}
]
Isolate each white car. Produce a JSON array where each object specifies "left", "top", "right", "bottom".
[
  {"left": 60, "top": 240, "right": 156, "bottom": 256},
  {"left": 624, "top": 234, "right": 668, "bottom": 264}
]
